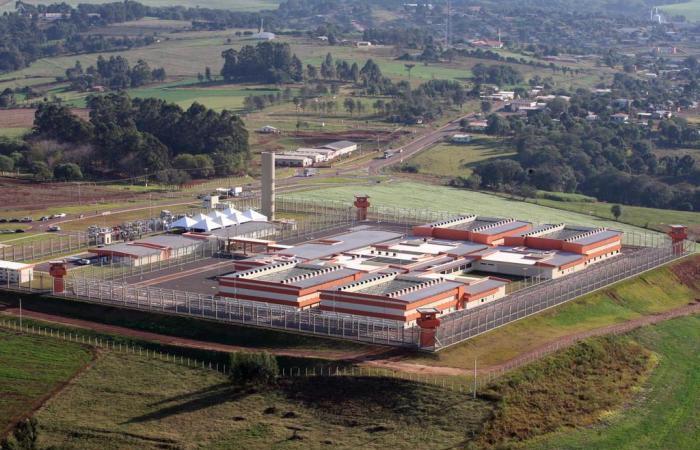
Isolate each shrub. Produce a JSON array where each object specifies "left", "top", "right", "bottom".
[{"left": 229, "top": 351, "right": 279, "bottom": 386}]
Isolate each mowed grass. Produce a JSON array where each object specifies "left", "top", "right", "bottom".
[
  {"left": 529, "top": 196, "right": 700, "bottom": 233},
  {"left": 290, "top": 181, "right": 656, "bottom": 235},
  {"left": 0, "top": 328, "right": 92, "bottom": 434},
  {"left": 406, "top": 136, "right": 515, "bottom": 177},
  {"left": 660, "top": 0, "right": 700, "bottom": 21},
  {"left": 0, "top": 127, "right": 28, "bottom": 139},
  {"left": 405, "top": 255, "right": 700, "bottom": 371},
  {"left": 35, "top": 351, "right": 492, "bottom": 449},
  {"left": 525, "top": 315, "right": 700, "bottom": 450}
]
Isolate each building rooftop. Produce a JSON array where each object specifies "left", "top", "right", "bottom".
[
  {"left": 322, "top": 140, "right": 356, "bottom": 151},
  {"left": 279, "top": 230, "right": 402, "bottom": 260}
]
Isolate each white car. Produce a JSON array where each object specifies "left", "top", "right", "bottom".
[{"left": 48, "top": 225, "right": 61, "bottom": 232}]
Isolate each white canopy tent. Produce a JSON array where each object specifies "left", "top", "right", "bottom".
[
  {"left": 192, "top": 217, "right": 221, "bottom": 232},
  {"left": 229, "top": 211, "right": 251, "bottom": 225},
  {"left": 208, "top": 210, "right": 226, "bottom": 220},
  {"left": 222, "top": 206, "right": 243, "bottom": 217},
  {"left": 215, "top": 216, "right": 236, "bottom": 228},
  {"left": 192, "top": 213, "right": 209, "bottom": 222},
  {"left": 171, "top": 216, "right": 198, "bottom": 229},
  {"left": 243, "top": 209, "right": 268, "bottom": 222}
]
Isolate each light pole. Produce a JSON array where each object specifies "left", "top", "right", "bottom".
[{"left": 19, "top": 297, "right": 22, "bottom": 329}]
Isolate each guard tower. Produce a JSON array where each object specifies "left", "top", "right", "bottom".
[
  {"left": 416, "top": 307, "right": 441, "bottom": 349},
  {"left": 667, "top": 225, "right": 688, "bottom": 255},
  {"left": 49, "top": 261, "right": 68, "bottom": 294},
  {"left": 354, "top": 195, "right": 370, "bottom": 221}
]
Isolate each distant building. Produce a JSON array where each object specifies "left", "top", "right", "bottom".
[
  {"left": 450, "top": 134, "right": 472, "bottom": 144},
  {"left": 275, "top": 154, "right": 313, "bottom": 167},
  {"left": 611, "top": 113, "right": 629, "bottom": 124},
  {"left": 257, "top": 125, "right": 280, "bottom": 134},
  {"left": 356, "top": 41, "right": 373, "bottom": 47}
]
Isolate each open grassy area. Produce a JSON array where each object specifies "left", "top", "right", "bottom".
[
  {"left": 405, "top": 255, "right": 700, "bottom": 371},
  {"left": 525, "top": 315, "right": 700, "bottom": 450},
  {"left": 0, "top": 327, "right": 92, "bottom": 435},
  {"left": 527, "top": 196, "right": 700, "bottom": 233},
  {"left": 290, "top": 181, "right": 656, "bottom": 235},
  {"left": 480, "top": 335, "right": 653, "bottom": 447},
  {"left": 405, "top": 136, "right": 515, "bottom": 178},
  {"left": 660, "top": 0, "right": 700, "bottom": 21},
  {"left": 0, "top": 127, "right": 28, "bottom": 139},
  {"left": 34, "top": 350, "right": 492, "bottom": 449}
]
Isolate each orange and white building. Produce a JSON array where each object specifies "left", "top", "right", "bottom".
[
  {"left": 413, "top": 216, "right": 532, "bottom": 245},
  {"left": 319, "top": 271, "right": 507, "bottom": 326},
  {"left": 217, "top": 261, "right": 362, "bottom": 309}
]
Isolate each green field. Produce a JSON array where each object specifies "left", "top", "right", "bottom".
[
  {"left": 526, "top": 315, "right": 700, "bottom": 450},
  {"left": 660, "top": 0, "right": 700, "bottom": 21},
  {"left": 0, "top": 327, "right": 92, "bottom": 435},
  {"left": 0, "top": 127, "right": 28, "bottom": 139},
  {"left": 529, "top": 196, "right": 700, "bottom": 233},
  {"left": 406, "top": 136, "right": 516, "bottom": 178},
  {"left": 34, "top": 350, "right": 491, "bottom": 449},
  {"left": 290, "top": 181, "right": 659, "bottom": 235}
]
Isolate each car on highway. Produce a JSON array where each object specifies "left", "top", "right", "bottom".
[
  {"left": 48, "top": 225, "right": 61, "bottom": 232},
  {"left": 50, "top": 213, "right": 67, "bottom": 219}
]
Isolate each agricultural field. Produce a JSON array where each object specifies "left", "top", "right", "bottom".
[
  {"left": 405, "top": 255, "right": 700, "bottom": 371},
  {"left": 0, "top": 328, "right": 93, "bottom": 436},
  {"left": 288, "top": 181, "right": 663, "bottom": 235},
  {"left": 660, "top": 0, "right": 700, "bottom": 21},
  {"left": 404, "top": 136, "right": 515, "bottom": 178}
]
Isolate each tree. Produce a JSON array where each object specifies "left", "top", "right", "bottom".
[
  {"left": 404, "top": 63, "right": 415, "bottom": 80},
  {"left": 611, "top": 204, "right": 622, "bottom": 220},
  {"left": 343, "top": 97, "right": 356, "bottom": 116},
  {"left": 53, "top": 163, "right": 83, "bottom": 181},
  {"left": 205, "top": 66, "right": 212, "bottom": 81},
  {"left": 306, "top": 64, "right": 317, "bottom": 80},
  {"left": 228, "top": 351, "right": 278, "bottom": 386},
  {"left": 0, "top": 155, "right": 14, "bottom": 173},
  {"left": 33, "top": 103, "right": 93, "bottom": 144},
  {"left": 1, "top": 417, "right": 39, "bottom": 450},
  {"left": 480, "top": 101, "right": 492, "bottom": 114}
]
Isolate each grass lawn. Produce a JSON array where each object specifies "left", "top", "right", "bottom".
[
  {"left": 659, "top": 0, "right": 700, "bottom": 21},
  {"left": 290, "top": 181, "right": 657, "bottom": 235},
  {"left": 35, "top": 350, "right": 492, "bottom": 449},
  {"left": 404, "top": 255, "right": 700, "bottom": 371},
  {"left": 406, "top": 136, "right": 515, "bottom": 178},
  {"left": 524, "top": 315, "right": 700, "bottom": 450},
  {"left": 528, "top": 196, "right": 700, "bottom": 233},
  {"left": 0, "top": 328, "right": 92, "bottom": 435}
]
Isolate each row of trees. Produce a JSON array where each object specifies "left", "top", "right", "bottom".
[
  {"left": 15, "top": 94, "right": 249, "bottom": 182},
  {"left": 65, "top": 56, "right": 166, "bottom": 92}
]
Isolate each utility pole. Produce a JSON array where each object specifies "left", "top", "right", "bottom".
[
  {"left": 19, "top": 297, "right": 22, "bottom": 329},
  {"left": 473, "top": 358, "right": 477, "bottom": 399}
]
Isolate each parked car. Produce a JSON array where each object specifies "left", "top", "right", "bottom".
[
  {"left": 15, "top": 229, "right": 25, "bottom": 233},
  {"left": 48, "top": 225, "right": 61, "bottom": 232},
  {"left": 39, "top": 216, "right": 49, "bottom": 221},
  {"left": 9, "top": 218, "right": 19, "bottom": 223},
  {"left": 0, "top": 218, "right": 6, "bottom": 223},
  {"left": 76, "top": 259, "right": 91, "bottom": 265},
  {"left": 19, "top": 217, "right": 33, "bottom": 223}
]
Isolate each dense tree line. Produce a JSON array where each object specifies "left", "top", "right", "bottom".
[
  {"left": 452, "top": 91, "right": 700, "bottom": 211},
  {"left": 221, "top": 42, "right": 303, "bottom": 84},
  {"left": 472, "top": 64, "right": 523, "bottom": 86},
  {"left": 0, "top": 95, "right": 249, "bottom": 182},
  {"left": 65, "top": 56, "right": 166, "bottom": 92}
]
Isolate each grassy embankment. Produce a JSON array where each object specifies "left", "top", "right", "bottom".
[
  {"left": 660, "top": 0, "right": 700, "bottom": 21},
  {"left": 3, "top": 315, "right": 693, "bottom": 449},
  {"left": 0, "top": 328, "right": 92, "bottom": 435}
]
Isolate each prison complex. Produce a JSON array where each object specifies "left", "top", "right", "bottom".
[{"left": 217, "top": 215, "right": 623, "bottom": 325}]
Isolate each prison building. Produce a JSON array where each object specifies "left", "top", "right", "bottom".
[
  {"left": 413, "top": 216, "right": 532, "bottom": 245},
  {"left": 274, "top": 154, "right": 313, "bottom": 167},
  {"left": 88, "top": 235, "right": 202, "bottom": 267},
  {"left": 319, "top": 272, "right": 507, "bottom": 325},
  {"left": 468, "top": 246, "right": 592, "bottom": 279},
  {"left": 320, "top": 140, "right": 357, "bottom": 156},
  {"left": 503, "top": 224, "right": 622, "bottom": 262},
  {"left": 217, "top": 261, "right": 362, "bottom": 309},
  {"left": 0, "top": 260, "right": 34, "bottom": 284},
  {"left": 277, "top": 230, "right": 402, "bottom": 261}
]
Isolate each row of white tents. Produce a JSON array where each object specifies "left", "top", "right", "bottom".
[{"left": 171, "top": 207, "right": 268, "bottom": 232}]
